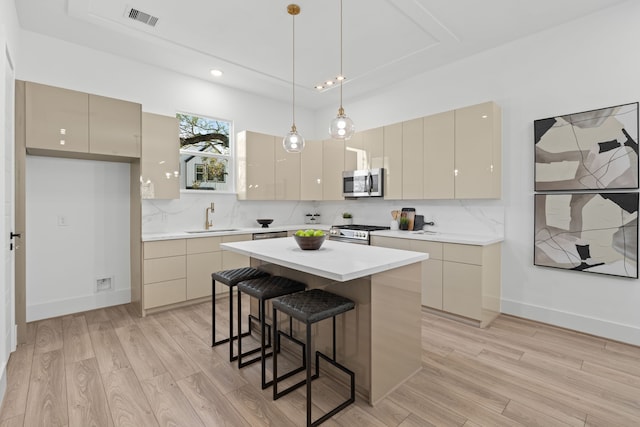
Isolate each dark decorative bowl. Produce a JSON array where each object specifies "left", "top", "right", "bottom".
[
  {"left": 294, "top": 234, "right": 327, "bottom": 250},
  {"left": 256, "top": 219, "right": 274, "bottom": 228}
]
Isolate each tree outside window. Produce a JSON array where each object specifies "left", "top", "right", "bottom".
[{"left": 178, "top": 113, "right": 233, "bottom": 191}]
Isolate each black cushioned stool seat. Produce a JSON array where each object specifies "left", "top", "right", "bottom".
[
  {"left": 237, "top": 276, "right": 307, "bottom": 389},
  {"left": 272, "top": 288, "right": 356, "bottom": 427},
  {"left": 211, "top": 267, "right": 269, "bottom": 362}
]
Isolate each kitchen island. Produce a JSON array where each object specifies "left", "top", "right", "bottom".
[{"left": 221, "top": 237, "right": 428, "bottom": 405}]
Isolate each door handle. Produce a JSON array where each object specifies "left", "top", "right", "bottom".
[{"left": 10, "top": 232, "right": 21, "bottom": 239}]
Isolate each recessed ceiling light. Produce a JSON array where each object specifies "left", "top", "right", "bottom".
[
  {"left": 210, "top": 69, "right": 223, "bottom": 77},
  {"left": 336, "top": 75, "right": 345, "bottom": 81},
  {"left": 325, "top": 81, "right": 334, "bottom": 86},
  {"left": 315, "top": 85, "right": 324, "bottom": 90}
]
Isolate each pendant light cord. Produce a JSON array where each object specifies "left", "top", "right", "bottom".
[
  {"left": 339, "top": 0, "right": 343, "bottom": 110},
  {"left": 292, "top": 11, "right": 296, "bottom": 128}
]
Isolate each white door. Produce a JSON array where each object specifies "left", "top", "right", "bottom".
[{"left": 3, "top": 47, "right": 16, "bottom": 353}]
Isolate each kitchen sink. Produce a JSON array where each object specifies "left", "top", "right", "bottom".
[{"left": 185, "top": 229, "right": 240, "bottom": 234}]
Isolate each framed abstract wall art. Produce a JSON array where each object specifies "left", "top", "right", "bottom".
[
  {"left": 534, "top": 192, "right": 638, "bottom": 278},
  {"left": 534, "top": 102, "right": 639, "bottom": 191}
]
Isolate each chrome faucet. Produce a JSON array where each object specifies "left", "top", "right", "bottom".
[{"left": 205, "top": 202, "right": 215, "bottom": 230}]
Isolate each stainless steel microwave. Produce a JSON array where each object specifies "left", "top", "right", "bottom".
[{"left": 342, "top": 168, "right": 384, "bottom": 198}]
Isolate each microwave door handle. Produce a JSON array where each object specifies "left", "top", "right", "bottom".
[{"left": 368, "top": 172, "right": 373, "bottom": 194}]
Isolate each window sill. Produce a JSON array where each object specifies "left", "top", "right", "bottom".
[{"left": 180, "top": 189, "right": 237, "bottom": 195}]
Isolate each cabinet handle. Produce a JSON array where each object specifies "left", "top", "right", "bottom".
[{"left": 10, "top": 232, "right": 21, "bottom": 239}]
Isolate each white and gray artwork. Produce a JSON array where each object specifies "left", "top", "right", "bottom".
[
  {"left": 534, "top": 193, "right": 638, "bottom": 278},
  {"left": 535, "top": 103, "right": 639, "bottom": 191}
]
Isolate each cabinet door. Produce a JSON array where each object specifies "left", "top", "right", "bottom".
[
  {"left": 238, "top": 131, "right": 275, "bottom": 200},
  {"left": 221, "top": 234, "right": 251, "bottom": 271},
  {"left": 186, "top": 236, "right": 221, "bottom": 254},
  {"left": 144, "top": 239, "right": 185, "bottom": 259},
  {"left": 363, "top": 127, "right": 384, "bottom": 170},
  {"left": 275, "top": 146, "right": 301, "bottom": 200},
  {"left": 89, "top": 94, "right": 141, "bottom": 157},
  {"left": 300, "top": 139, "right": 323, "bottom": 200},
  {"left": 455, "top": 102, "right": 501, "bottom": 199},
  {"left": 383, "top": 123, "right": 402, "bottom": 200},
  {"left": 144, "top": 279, "right": 187, "bottom": 309},
  {"left": 422, "top": 259, "right": 443, "bottom": 309},
  {"left": 402, "top": 118, "right": 423, "bottom": 200},
  {"left": 322, "top": 139, "right": 344, "bottom": 200},
  {"left": 424, "top": 110, "right": 454, "bottom": 199},
  {"left": 25, "top": 82, "right": 89, "bottom": 153},
  {"left": 187, "top": 251, "right": 222, "bottom": 300},
  {"left": 141, "top": 113, "right": 180, "bottom": 199},
  {"left": 442, "top": 261, "right": 482, "bottom": 320},
  {"left": 143, "top": 255, "right": 186, "bottom": 284},
  {"left": 344, "top": 132, "right": 364, "bottom": 171}
]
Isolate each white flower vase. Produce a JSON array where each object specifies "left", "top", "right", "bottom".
[{"left": 343, "top": 217, "right": 352, "bottom": 225}]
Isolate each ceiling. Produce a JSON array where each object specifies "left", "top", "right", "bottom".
[{"left": 15, "top": 0, "right": 629, "bottom": 110}]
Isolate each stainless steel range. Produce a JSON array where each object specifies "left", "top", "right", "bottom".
[{"left": 328, "top": 224, "right": 390, "bottom": 245}]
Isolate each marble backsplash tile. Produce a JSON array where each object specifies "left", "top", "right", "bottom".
[{"left": 142, "top": 192, "right": 504, "bottom": 237}]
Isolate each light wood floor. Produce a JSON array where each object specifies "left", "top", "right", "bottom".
[{"left": 1, "top": 297, "right": 640, "bottom": 426}]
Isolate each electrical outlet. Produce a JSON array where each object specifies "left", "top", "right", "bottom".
[{"left": 57, "top": 215, "right": 68, "bottom": 226}]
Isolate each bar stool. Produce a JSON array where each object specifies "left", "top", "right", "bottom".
[
  {"left": 272, "top": 288, "right": 356, "bottom": 427},
  {"left": 236, "top": 276, "right": 307, "bottom": 389},
  {"left": 211, "top": 267, "right": 269, "bottom": 361}
]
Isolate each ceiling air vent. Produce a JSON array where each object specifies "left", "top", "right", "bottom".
[{"left": 125, "top": 6, "right": 159, "bottom": 27}]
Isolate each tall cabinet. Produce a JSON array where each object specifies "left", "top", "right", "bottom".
[
  {"left": 141, "top": 112, "right": 180, "bottom": 199},
  {"left": 424, "top": 110, "right": 455, "bottom": 199},
  {"left": 237, "top": 131, "right": 276, "bottom": 200},
  {"left": 300, "top": 140, "right": 323, "bottom": 200}
]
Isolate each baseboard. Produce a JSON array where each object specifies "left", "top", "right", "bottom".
[
  {"left": 27, "top": 289, "right": 131, "bottom": 322},
  {"left": 501, "top": 298, "right": 640, "bottom": 346}
]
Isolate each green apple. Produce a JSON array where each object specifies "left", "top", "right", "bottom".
[
  {"left": 304, "top": 230, "right": 315, "bottom": 237},
  {"left": 295, "top": 230, "right": 305, "bottom": 236},
  {"left": 313, "top": 230, "right": 324, "bottom": 237}
]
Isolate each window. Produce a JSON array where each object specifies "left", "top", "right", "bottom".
[{"left": 178, "top": 113, "right": 233, "bottom": 192}]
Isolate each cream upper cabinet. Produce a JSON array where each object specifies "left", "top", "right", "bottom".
[
  {"left": 424, "top": 110, "right": 455, "bottom": 199},
  {"left": 402, "top": 118, "right": 424, "bottom": 200},
  {"left": 141, "top": 112, "right": 180, "bottom": 199},
  {"left": 347, "top": 127, "right": 384, "bottom": 171},
  {"left": 383, "top": 123, "right": 403, "bottom": 200},
  {"left": 344, "top": 132, "right": 363, "bottom": 171},
  {"left": 89, "top": 94, "right": 141, "bottom": 158},
  {"left": 300, "top": 139, "right": 323, "bottom": 200},
  {"left": 322, "top": 139, "right": 344, "bottom": 200},
  {"left": 237, "top": 131, "right": 275, "bottom": 200},
  {"left": 454, "top": 101, "right": 502, "bottom": 199},
  {"left": 25, "top": 82, "right": 89, "bottom": 153},
  {"left": 275, "top": 144, "right": 301, "bottom": 200},
  {"left": 363, "top": 127, "right": 384, "bottom": 170},
  {"left": 24, "top": 81, "right": 143, "bottom": 159}
]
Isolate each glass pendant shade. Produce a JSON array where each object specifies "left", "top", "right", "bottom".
[
  {"left": 329, "top": 107, "right": 355, "bottom": 140},
  {"left": 283, "top": 125, "right": 305, "bottom": 153}
]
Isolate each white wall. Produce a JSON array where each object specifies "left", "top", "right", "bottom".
[
  {"left": 0, "top": 0, "right": 20, "bottom": 408},
  {"left": 25, "top": 156, "right": 131, "bottom": 321},
  {"left": 317, "top": 0, "right": 640, "bottom": 345}
]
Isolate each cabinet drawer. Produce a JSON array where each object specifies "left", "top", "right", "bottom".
[
  {"left": 143, "top": 255, "right": 186, "bottom": 284},
  {"left": 187, "top": 236, "right": 222, "bottom": 254},
  {"left": 144, "top": 239, "right": 186, "bottom": 259},
  {"left": 443, "top": 243, "right": 483, "bottom": 265},
  {"left": 144, "top": 279, "right": 186, "bottom": 309},
  {"left": 370, "top": 236, "right": 410, "bottom": 250},
  {"left": 222, "top": 234, "right": 252, "bottom": 243},
  {"left": 410, "top": 240, "right": 443, "bottom": 260}
]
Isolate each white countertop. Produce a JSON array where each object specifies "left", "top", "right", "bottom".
[
  {"left": 142, "top": 224, "right": 330, "bottom": 242},
  {"left": 371, "top": 230, "right": 503, "bottom": 246},
  {"left": 221, "top": 237, "right": 428, "bottom": 282}
]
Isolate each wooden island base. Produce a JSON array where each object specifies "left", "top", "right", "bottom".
[{"left": 249, "top": 259, "right": 422, "bottom": 405}]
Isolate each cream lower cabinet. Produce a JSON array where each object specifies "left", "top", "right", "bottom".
[
  {"left": 442, "top": 242, "right": 501, "bottom": 327},
  {"left": 371, "top": 236, "right": 501, "bottom": 327},
  {"left": 142, "top": 239, "right": 187, "bottom": 310},
  {"left": 142, "top": 234, "right": 252, "bottom": 313},
  {"left": 186, "top": 236, "right": 222, "bottom": 300}
]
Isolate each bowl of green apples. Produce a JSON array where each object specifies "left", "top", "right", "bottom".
[{"left": 293, "top": 229, "right": 327, "bottom": 250}]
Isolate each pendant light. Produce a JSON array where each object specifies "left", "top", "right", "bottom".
[
  {"left": 329, "top": 0, "right": 355, "bottom": 140},
  {"left": 283, "top": 4, "right": 305, "bottom": 153}
]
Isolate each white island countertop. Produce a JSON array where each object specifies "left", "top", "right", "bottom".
[{"left": 221, "top": 237, "right": 428, "bottom": 282}]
